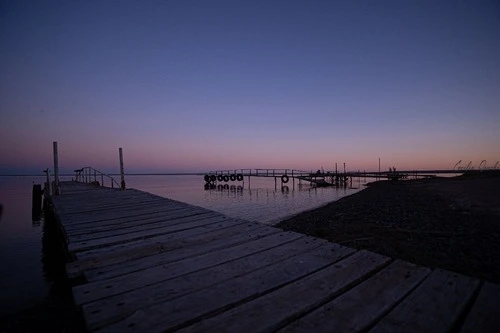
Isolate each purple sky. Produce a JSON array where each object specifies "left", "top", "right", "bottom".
[{"left": 1, "top": 0, "right": 499, "bottom": 174}]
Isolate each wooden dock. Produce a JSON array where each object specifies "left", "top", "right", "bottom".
[{"left": 50, "top": 181, "right": 500, "bottom": 332}]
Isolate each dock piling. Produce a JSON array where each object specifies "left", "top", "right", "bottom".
[
  {"left": 53, "top": 141, "right": 60, "bottom": 195},
  {"left": 119, "top": 147, "right": 126, "bottom": 190}
]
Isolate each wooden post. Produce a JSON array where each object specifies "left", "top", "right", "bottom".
[
  {"left": 32, "top": 184, "right": 42, "bottom": 221},
  {"left": 43, "top": 168, "right": 51, "bottom": 196},
  {"left": 119, "top": 147, "right": 126, "bottom": 190},
  {"left": 378, "top": 157, "right": 381, "bottom": 180},
  {"left": 53, "top": 141, "right": 60, "bottom": 195}
]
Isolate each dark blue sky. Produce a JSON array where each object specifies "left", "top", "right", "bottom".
[{"left": 1, "top": 0, "right": 499, "bottom": 173}]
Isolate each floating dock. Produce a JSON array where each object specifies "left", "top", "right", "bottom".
[{"left": 50, "top": 181, "right": 500, "bottom": 332}]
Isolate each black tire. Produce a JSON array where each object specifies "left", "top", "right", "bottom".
[
  {"left": 236, "top": 173, "right": 243, "bottom": 181},
  {"left": 204, "top": 175, "right": 210, "bottom": 182},
  {"left": 217, "top": 175, "right": 224, "bottom": 182},
  {"left": 210, "top": 175, "right": 216, "bottom": 182},
  {"left": 281, "top": 175, "right": 289, "bottom": 183},
  {"left": 230, "top": 174, "right": 236, "bottom": 181},
  {"left": 223, "top": 175, "right": 229, "bottom": 182}
]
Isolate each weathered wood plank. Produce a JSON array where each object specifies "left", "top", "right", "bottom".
[
  {"left": 54, "top": 196, "right": 167, "bottom": 214},
  {"left": 53, "top": 190, "right": 146, "bottom": 207},
  {"left": 55, "top": 194, "right": 188, "bottom": 212},
  {"left": 81, "top": 235, "right": 336, "bottom": 330},
  {"left": 273, "top": 260, "right": 430, "bottom": 333},
  {"left": 66, "top": 220, "right": 253, "bottom": 278},
  {"left": 67, "top": 210, "right": 220, "bottom": 242},
  {"left": 72, "top": 218, "right": 247, "bottom": 261},
  {"left": 67, "top": 214, "right": 235, "bottom": 253},
  {"left": 59, "top": 202, "right": 206, "bottom": 226},
  {"left": 83, "top": 224, "right": 281, "bottom": 281},
  {"left": 62, "top": 206, "right": 209, "bottom": 234},
  {"left": 369, "top": 269, "right": 480, "bottom": 333},
  {"left": 73, "top": 230, "right": 298, "bottom": 305},
  {"left": 460, "top": 282, "right": 500, "bottom": 333},
  {"left": 180, "top": 250, "right": 392, "bottom": 333},
  {"left": 91, "top": 242, "right": 356, "bottom": 333}
]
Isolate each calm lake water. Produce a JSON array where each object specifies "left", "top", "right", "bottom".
[{"left": 0, "top": 174, "right": 367, "bottom": 316}]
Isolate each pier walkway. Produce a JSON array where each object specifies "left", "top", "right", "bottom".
[{"left": 51, "top": 181, "right": 499, "bottom": 332}]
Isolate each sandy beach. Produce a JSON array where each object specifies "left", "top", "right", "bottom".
[{"left": 277, "top": 171, "right": 500, "bottom": 283}]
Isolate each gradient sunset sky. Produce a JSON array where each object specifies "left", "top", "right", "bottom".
[{"left": 1, "top": 0, "right": 499, "bottom": 174}]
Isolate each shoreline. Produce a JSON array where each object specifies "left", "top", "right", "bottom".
[{"left": 276, "top": 172, "right": 500, "bottom": 283}]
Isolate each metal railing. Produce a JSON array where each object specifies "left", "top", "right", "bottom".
[{"left": 74, "top": 166, "right": 122, "bottom": 189}]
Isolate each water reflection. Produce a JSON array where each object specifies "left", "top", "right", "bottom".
[{"left": 126, "top": 175, "right": 367, "bottom": 225}]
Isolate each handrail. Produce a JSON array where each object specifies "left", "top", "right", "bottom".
[{"left": 74, "top": 166, "right": 122, "bottom": 189}]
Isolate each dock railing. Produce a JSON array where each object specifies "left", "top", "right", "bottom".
[{"left": 74, "top": 166, "right": 122, "bottom": 189}]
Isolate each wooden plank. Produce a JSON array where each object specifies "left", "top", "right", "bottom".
[
  {"left": 460, "top": 282, "right": 500, "bottom": 333},
  {"left": 91, "top": 242, "right": 356, "bottom": 332},
  {"left": 272, "top": 260, "right": 430, "bottom": 333},
  {"left": 67, "top": 210, "right": 220, "bottom": 242},
  {"left": 369, "top": 269, "right": 480, "bottom": 333},
  {"left": 67, "top": 214, "right": 235, "bottom": 253},
  {"left": 64, "top": 209, "right": 208, "bottom": 236},
  {"left": 66, "top": 220, "right": 254, "bottom": 278},
  {"left": 83, "top": 224, "right": 281, "bottom": 281},
  {"left": 53, "top": 190, "right": 144, "bottom": 206},
  {"left": 55, "top": 194, "right": 185, "bottom": 212},
  {"left": 73, "top": 229, "right": 297, "bottom": 305},
  {"left": 54, "top": 190, "right": 203, "bottom": 211},
  {"left": 180, "top": 250, "right": 393, "bottom": 333},
  {"left": 72, "top": 218, "right": 247, "bottom": 261},
  {"left": 62, "top": 206, "right": 208, "bottom": 234},
  {"left": 54, "top": 196, "right": 167, "bottom": 214},
  {"left": 55, "top": 194, "right": 149, "bottom": 207},
  {"left": 82, "top": 235, "right": 333, "bottom": 330},
  {"left": 59, "top": 202, "right": 205, "bottom": 226},
  {"left": 60, "top": 203, "right": 198, "bottom": 222}
]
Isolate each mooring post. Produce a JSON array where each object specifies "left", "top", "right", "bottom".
[
  {"left": 32, "top": 183, "right": 42, "bottom": 221},
  {"left": 53, "top": 141, "right": 60, "bottom": 195},
  {"left": 43, "top": 168, "right": 51, "bottom": 196},
  {"left": 378, "top": 157, "right": 381, "bottom": 181},
  {"left": 119, "top": 147, "right": 126, "bottom": 190}
]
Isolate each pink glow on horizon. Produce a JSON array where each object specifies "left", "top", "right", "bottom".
[{"left": 1, "top": 1, "right": 499, "bottom": 174}]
